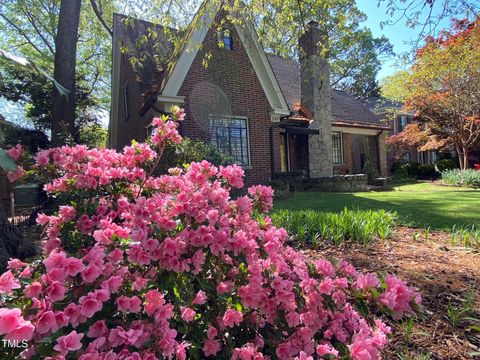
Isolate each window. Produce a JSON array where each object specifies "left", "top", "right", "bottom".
[
  {"left": 123, "top": 84, "right": 130, "bottom": 120},
  {"left": 397, "top": 115, "right": 410, "bottom": 132},
  {"left": 209, "top": 117, "right": 250, "bottom": 166},
  {"left": 146, "top": 124, "right": 154, "bottom": 138},
  {"left": 332, "top": 131, "right": 343, "bottom": 164},
  {"left": 218, "top": 29, "right": 232, "bottom": 50}
]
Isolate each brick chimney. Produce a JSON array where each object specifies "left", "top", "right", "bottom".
[{"left": 299, "top": 21, "right": 333, "bottom": 177}]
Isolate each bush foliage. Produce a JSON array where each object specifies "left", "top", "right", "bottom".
[
  {"left": 271, "top": 209, "right": 396, "bottom": 247},
  {"left": 441, "top": 169, "right": 480, "bottom": 188},
  {"left": 0, "top": 109, "right": 420, "bottom": 359}
]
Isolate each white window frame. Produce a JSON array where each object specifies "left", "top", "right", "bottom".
[{"left": 209, "top": 115, "right": 251, "bottom": 167}]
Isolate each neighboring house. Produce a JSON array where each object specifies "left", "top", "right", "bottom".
[
  {"left": 364, "top": 97, "right": 438, "bottom": 171},
  {"left": 109, "top": 2, "right": 390, "bottom": 187}
]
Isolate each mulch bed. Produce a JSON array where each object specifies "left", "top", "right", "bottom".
[{"left": 304, "top": 227, "right": 480, "bottom": 359}]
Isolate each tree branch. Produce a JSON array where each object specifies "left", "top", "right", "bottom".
[
  {"left": 21, "top": 9, "right": 55, "bottom": 55},
  {"left": 89, "top": 0, "right": 113, "bottom": 37},
  {"left": 0, "top": 14, "right": 46, "bottom": 57}
]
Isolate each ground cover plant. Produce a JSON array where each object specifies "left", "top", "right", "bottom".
[
  {"left": 441, "top": 169, "right": 480, "bottom": 188},
  {"left": 274, "top": 183, "right": 480, "bottom": 230},
  {"left": 0, "top": 109, "right": 421, "bottom": 359},
  {"left": 271, "top": 209, "right": 396, "bottom": 247}
]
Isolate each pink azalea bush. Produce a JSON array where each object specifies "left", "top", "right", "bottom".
[{"left": 0, "top": 108, "right": 421, "bottom": 359}]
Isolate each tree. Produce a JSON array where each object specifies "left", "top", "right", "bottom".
[
  {"left": 378, "top": 0, "right": 479, "bottom": 50},
  {"left": 0, "top": 0, "right": 112, "bottom": 143},
  {"left": 51, "top": 0, "right": 82, "bottom": 145},
  {"left": 380, "top": 70, "right": 411, "bottom": 103},
  {"left": 0, "top": 59, "right": 103, "bottom": 146},
  {"left": 388, "top": 19, "right": 480, "bottom": 170},
  {"left": 251, "top": 0, "right": 393, "bottom": 98}
]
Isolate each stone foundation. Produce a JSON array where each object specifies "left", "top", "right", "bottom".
[{"left": 299, "top": 174, "right": 368, "bottom": 192}]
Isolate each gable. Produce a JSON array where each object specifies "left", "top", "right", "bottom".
[{"left": 158, "top": 2, "right": 290, "bottom": 117}]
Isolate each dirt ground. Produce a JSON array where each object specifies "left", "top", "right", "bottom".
[{"left": 305, "top": 227, "right": 480, "bottom": 359}]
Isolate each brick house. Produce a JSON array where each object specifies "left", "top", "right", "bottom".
[
  {"left": 109, "top": 2, "right": 390, "bottom": 186},
  {"left": 364, "top": 97, "right": 439, "bottom": 172}
]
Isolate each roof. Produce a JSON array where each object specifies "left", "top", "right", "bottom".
[
  {"left": 113, "top": 13, "right": 180, "bottom": 97},
  {"left": 363, "top": 96, "right": 403, "bottom": 113},
  {"left": 113, "top": 12, "right": 387, "bottom": 129},
  {"left": 267, "top": 54, "right": 389, "bottom": 129}
]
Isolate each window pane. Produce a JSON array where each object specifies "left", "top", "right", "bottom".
[
  {"left": 209, "top": 117, "right": 249, "bottom": 166},
  {"left": 332, "top": 131, "right": 343, "bottom": 164}
]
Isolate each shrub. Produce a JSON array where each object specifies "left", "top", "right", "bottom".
[
  {"left": 270, "top": 179, "right": 289, "bottom": 199},
  {"left": 441, "top": 169, "right": 480, "bottom": 188},
  {"left": 0, "top": 109, "right": 420, "bottom": 359},
  {"left": 159, "top": 137, "right": 234, "bottom": 173},
  {"left": 434, "top": 159, "right": 457, "bottom": 172},
  {"left": 416, "top": 165, "right": 440, "bottom": 180},
  {"left": 402, "top": 161, "right": 421, "bottom": 178},
  {"left": 271, "top": 208, "right": 396, "bottom": 247}
]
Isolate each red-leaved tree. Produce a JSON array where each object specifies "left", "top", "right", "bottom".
[{"left": 388, "top": 19, "right": 480, "bottom": 169}]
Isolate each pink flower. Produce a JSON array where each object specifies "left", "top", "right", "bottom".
[
  {"left": 356, "top": 273, "right": 379, "bottom": 291},
  {"left": 87, "top": 320, "right": 107, "bottom": 338},
  {"left": 6, "top": 144, "right": 23, "bottom": 161},
  {"left": 81, "top": 263, "right": 101, "bottom": 283},
  {"left": 216, "top": 281, "right": 233, "bottom": 294},
  {"left": 0, "top": 270, "right": 20, "bottom": 295},
  {"left": 206, "top": 324, "right": 217, "bottom": 340},
  {"left": 0, "top": 308, "right": 22, "bottom": 335},
  {"left": 24, "top": 281, "right": 42, "bottom": 298},
  {"left": 46, "top": 281, "right": 66, "bottom": 302},
  {"left": 222, "top": 309, "right": 243, "bottom": 328},
  {"left": 4, "top": 319, "right": 34, "bottom": 341},
  {"left": 316, "top": 344, "right": 339, "bottom": 358},
  {"left": 203, "top": 339, "right": 221, "bottom": 357},
  {"left": 36, "top": 310, "right": 56, "bottom": 334},
  {"left": 348, "top": 339, "right": 378, "bottom": 360},
  {"left": 218, "top": 164, "right": 244, "bottom": 188},
  {"left": 64, "top": 257, "right": 85, "bottom": 277},
  {"left": 7, "top": 166, "right": 25, "bottom": 182},
  {"left": 79, "top": 294, "right": 101, "bottom": 318},
  {"left": 54, "top": 330, "right": 84, "bottom": 354},
  {"left": 7, "top": 258, "right": 27, "bottom": 270},
  {"left": 192, "top": 290, "right": 207, "bottom": 305},
  {"left": 180, "top": 307, "right": 196, "bottom": 322}
]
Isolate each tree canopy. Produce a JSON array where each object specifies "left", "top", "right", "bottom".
[{"left": 387, "top": 19, "right": 480, "bottom": 170}]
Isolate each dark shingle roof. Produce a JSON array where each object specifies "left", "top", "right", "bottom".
[
  {"left": 113, "top": 13, "right": 179, "bottom": 97},
  {"left": 267, "top": 54, "right": 388, "bottom": 128}
]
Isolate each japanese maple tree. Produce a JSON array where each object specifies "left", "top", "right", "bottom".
[{"left": 388, "top": 19, "right": 480, "bottom": 169}]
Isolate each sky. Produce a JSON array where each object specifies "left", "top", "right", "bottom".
[{"left": 356, "top": 0, "right": 450, "bottom": 81}]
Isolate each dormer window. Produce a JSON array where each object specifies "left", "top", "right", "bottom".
[{"left": 219, "top": 29, "right": 232, "bottom": 50}]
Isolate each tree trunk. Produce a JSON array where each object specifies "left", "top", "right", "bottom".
[
  {"left": 51, "top": 0, "right": 82, "bottom": 146},
  {"left": 455, "top": 142, "right": 465, "bottom": 170},
  {"left": 463, "top": 144, "right": 469, "bottom": 170}
]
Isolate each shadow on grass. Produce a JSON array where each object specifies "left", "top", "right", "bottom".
[{"left": 274, "top": 189, "right": 480, "bottom": 230}]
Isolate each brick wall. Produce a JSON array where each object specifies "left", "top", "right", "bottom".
[
  {"left": 113, "top": 12, "right": 277, "bottom": 187},
  {"left": 177, "top": 12, "right": 275, "bottom": 186},
  {"left": 333, "top": 132, "right": 353, "bottom": 175}
]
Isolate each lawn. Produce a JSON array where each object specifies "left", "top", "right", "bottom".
[{"left": 274, "top": 182, "right": 480, "bottom": 229}]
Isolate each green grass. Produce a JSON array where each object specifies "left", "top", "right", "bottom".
[{"left": 274, "top": 183, "right": 480, "bottom": 230}]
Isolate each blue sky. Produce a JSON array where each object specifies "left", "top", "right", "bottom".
[{"left": 356, "top": 0, "right": 450, "bottom": 80}]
